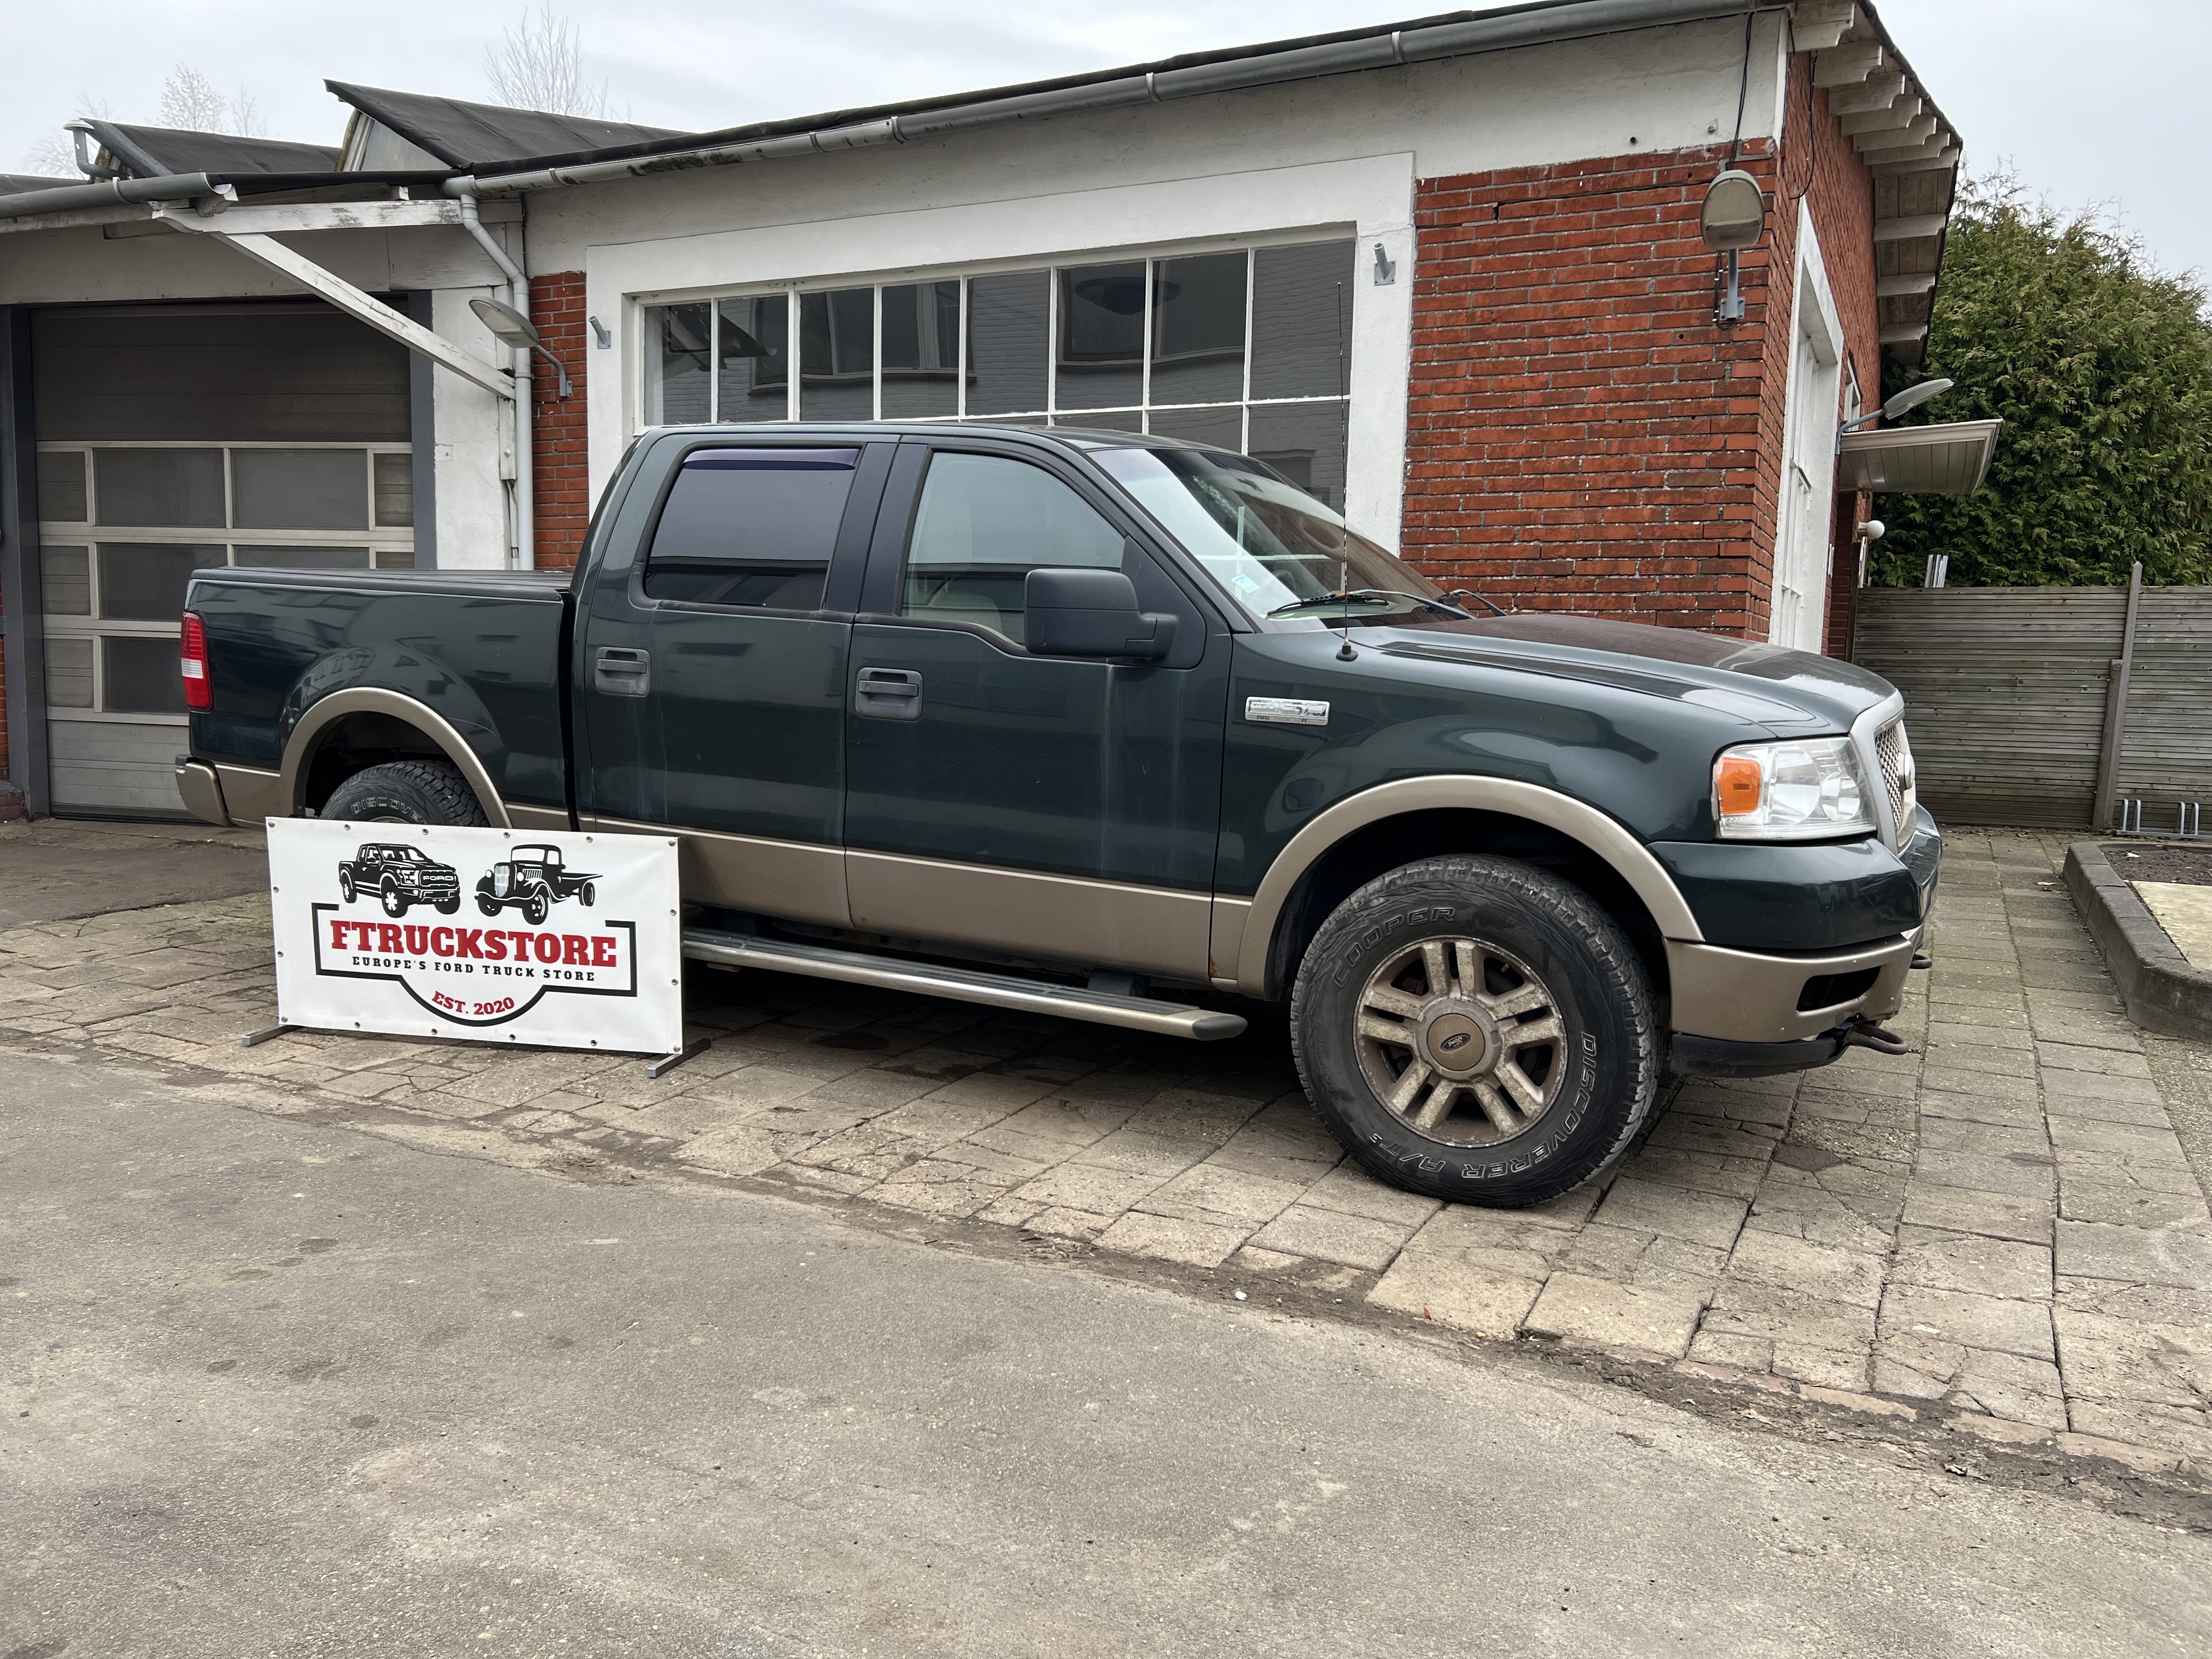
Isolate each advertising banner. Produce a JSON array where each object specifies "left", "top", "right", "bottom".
[{"left": 267, "top": 819, "right": 682, "bottom": 1057}]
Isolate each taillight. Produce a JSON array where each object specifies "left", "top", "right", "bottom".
[{"left": 180, "top": 611, "right": 212, "bottom": 711}]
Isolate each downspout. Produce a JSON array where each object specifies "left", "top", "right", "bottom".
[{"left": 445, "top": 179, "right": 533, "bottom": 571}]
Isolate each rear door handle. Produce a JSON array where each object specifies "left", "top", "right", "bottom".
[
  {"left": 855, "top": 666, "right": 922, "bottom": 720},
  {"left": 595, "top": 646, "right": 650, "bottom": 697}
]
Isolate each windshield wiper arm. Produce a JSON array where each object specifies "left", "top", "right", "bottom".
[{"left": 1267, "top": 588, "right": 1471, "bottom": 619}]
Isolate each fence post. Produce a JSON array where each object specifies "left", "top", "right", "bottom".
[{"left": 2092, "top": 561, "right": 2145, "bottom": 831}]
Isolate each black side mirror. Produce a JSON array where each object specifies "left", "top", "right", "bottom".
[{"left": 1024, "top": 567, "right": 1177, "bottom": 661}]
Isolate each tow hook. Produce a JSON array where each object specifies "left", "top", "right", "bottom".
[{"left": 1841, "top": 1017, "right": 1911, "bottom": 1056}]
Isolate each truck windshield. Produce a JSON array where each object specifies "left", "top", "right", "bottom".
[{"left": 1090, "top": 445, "right": 1459, "bottom": 627}]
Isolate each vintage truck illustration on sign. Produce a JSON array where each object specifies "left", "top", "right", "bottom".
[
  {"left": 476, "top": 843, "right": 600, "bottom": 926},
  {"left": 336, "top": 842, "right": 463, "bottom": 918}
]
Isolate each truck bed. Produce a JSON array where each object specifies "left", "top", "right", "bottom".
[{"left": 186, "top": 565, "right": 575, "bottom": 816}]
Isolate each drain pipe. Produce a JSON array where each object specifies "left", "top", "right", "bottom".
[{"left": 445, "top": 179, "right": 533, "bottom": 571}]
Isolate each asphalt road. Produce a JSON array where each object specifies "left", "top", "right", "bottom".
[{"left": 4, "top": 1048, "right": 2208, "bottom": 1659}]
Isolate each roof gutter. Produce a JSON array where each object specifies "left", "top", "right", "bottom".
[
  {"left": 472, "top": 0, "right": 1785, "bottom": 193},
  {"left": 0, "top": 172, "right": 232, "bottom": 221}
]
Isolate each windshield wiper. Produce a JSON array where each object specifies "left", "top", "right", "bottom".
[
  {"left": 1447, "top": 586, "right": 1510, "bottom": 617},
  {"left": 1267, "top": 588, "right": 1471, "bottom": 619}
]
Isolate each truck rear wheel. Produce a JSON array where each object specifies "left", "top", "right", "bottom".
[
  {"left": 1290, "top": 855, "right": 1658, "bottom": 1208},
  {"left": 321, "top": 760, "right": 488, "bottom": 828}
]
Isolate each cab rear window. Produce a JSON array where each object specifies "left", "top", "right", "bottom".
[{"left": 642, "top": 448, "right": 858, "bottom": 608}]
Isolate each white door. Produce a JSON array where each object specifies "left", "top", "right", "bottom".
[{"left": 1771, "top": 311, "right": 1842, "bottom": 654}]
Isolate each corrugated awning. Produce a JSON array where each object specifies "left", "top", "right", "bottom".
[{"left": 1838, "top": 417, "right": 2001, "bottom": 494}]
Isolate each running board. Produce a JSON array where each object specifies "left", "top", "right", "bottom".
[{"left": 680, "top": 927, "right": 1247, "bottom": 1041}]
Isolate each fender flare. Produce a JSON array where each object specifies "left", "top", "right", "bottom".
[
  {"left": 1230, "top": 776, "right": 1704, "bottom": 996},
  {"left": 280, "top": 687, "right": 512, "bottom": 828}
]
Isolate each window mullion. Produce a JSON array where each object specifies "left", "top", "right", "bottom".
[
  {"left": 872, "top": 285, "right": 883, "bottom": 422},
  {"left": 1140, "top": 256, "right": 1153, "bottom": 425},
  {"left": 708, "top": 302, "right": 720, "bottom": 423},
  {"left": 1240, "top": 250, "right": 1255, "bottom": 453},
  {"left": 1046, "top": 268, "right": 1059, "bottom": 417}
]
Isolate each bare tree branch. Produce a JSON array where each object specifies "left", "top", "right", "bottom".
[
  {"left": 156, "top": 65, "right": 267, "bottom": 136},
  {"left": 17, "top": 87, "right": 114, "bottom": 177},
  {"left": 484, "top": 7, "right": 618, "bottom": 117}
]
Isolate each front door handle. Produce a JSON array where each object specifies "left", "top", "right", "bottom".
[
  {"left": 595, "top": 646, "right": 650, "bottom": 697},
  {"left": 855, "top": 666, "right": 922, "bottom": 721}
]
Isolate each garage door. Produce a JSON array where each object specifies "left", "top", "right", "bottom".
[{"left": 32, "top": 302, "right": 415, "bottom": 816}]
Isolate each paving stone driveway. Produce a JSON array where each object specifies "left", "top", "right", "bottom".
[{"left": 5, "top": 828, "right": 2209, "bottom": 1474}]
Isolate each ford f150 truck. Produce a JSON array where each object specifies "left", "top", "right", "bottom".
[{"left": 176, "top": 422, "right": 1939, "bottom": 1207}]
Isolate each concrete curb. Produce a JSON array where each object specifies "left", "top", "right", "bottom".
[{"left": 2063, "top": 840, "right": 2212, "bottom": 1042}]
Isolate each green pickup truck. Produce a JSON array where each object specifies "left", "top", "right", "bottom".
[{"left": 177, "top": 422, "right": 1938, "bottom": 1207}]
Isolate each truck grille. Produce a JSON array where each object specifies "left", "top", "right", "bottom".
[{"left": 1874, "top": 718, "right": 1916, "bottom": 840}]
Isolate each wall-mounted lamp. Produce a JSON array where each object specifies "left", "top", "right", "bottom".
[
  {"left": 1700, "top": 169, "right": 1765, "bottom": 324},
  {"left": 1372, "top": 242, "right": 1396, "bottom": 286},
  {"left": 1837, "top": 378, "right": 1953, "bottom": 452},
  {"left": 470, "top": 295, "right": 574, "bottom": 398}
]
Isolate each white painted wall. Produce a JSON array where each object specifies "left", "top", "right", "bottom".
[
  {"left": 522, "top": 13, "right": 1787, "bottom": 548},
  {"left": 430, "top": 286, "right": 516, "bottom": 570}
]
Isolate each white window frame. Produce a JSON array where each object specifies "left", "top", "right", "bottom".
[{"left": 632, "top": 232, "right": 1360, "bottom": 500}]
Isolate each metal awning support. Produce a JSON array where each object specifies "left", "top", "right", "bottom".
[
  {"left": 1837, "top": 419, "right": 2001, "bottom": 494},
  {"left": 153, "top": 205, "right": 515, "bottom": 402}
]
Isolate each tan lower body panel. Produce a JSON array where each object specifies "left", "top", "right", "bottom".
[
  {"left": 508, "top": 803, "right": 571, "bottom": 831},
  {"left": 1209, "top": 896, "right": 1252, "bottom": 991},
  {"left": 213, "top": 764, "right": 284, "bottom": 825},
  {"left": 1666, "top": 933, "right": 1917, "bottom": 1043},
  {"left": 847, "top": 850, "right": 1214, "bottom": 981},
  {"left": 584, "top": 817, "right": 850, "bottom": 929}
]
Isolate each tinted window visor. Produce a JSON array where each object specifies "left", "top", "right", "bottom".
[{"left": 1091, "top": 447, "right": 1454, "bottom": 627}]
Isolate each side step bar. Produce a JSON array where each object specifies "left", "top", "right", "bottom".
[{"left": 680, "top": 927, "right": 1247, "bottom": 1042}]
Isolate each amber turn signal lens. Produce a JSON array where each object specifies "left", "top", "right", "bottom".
[{"left": 1714, "top": 753, "right": 1764, "bottom": 817}]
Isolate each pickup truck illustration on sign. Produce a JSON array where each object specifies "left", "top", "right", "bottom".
[
  {"left": 267, "top": 820, "right": 680, "bottom": 1056},
  {"left": 337, "top": 842, "right": 463, "bottom": 917}
]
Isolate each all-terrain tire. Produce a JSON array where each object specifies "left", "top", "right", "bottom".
[
  {"left": 1289, "top": 854, "right": 1660, "bottom": 1208},
  {"left": 321, "top": 760, "right": 488, "bottom": 827}
]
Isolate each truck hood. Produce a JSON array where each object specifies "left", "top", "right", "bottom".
[{"left": 1367, "top": 612, "right": 1898, "bottom": 732}]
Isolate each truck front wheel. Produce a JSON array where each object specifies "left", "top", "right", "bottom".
[{"left": 1290, "top": 855, "right": 1659, "bottom": 1209}]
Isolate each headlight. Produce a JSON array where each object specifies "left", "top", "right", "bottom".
[{"left": 1713, "top": 736, "right": 1876, "bottom": 840}]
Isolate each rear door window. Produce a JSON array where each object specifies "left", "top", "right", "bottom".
[{"left": 643, "top": 447, "right": 860, "bottom": 608}]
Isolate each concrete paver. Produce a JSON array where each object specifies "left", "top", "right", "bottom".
[{"left": 4, "top": 825, "right": 2211, "bottom": 1475}]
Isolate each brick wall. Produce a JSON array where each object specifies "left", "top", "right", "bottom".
[
  {"left": 529, "top": 272, "right": 590, "bottom": 571},
  {"left": 1404, "top": 50, "right": 1881, "bottom": 650}
]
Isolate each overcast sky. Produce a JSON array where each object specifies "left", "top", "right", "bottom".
[{"left": 6, "top": 1, "right": 2205, "bottom": 281}]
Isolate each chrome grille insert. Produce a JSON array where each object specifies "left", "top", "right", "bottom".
[{"left": 1874, "top": 718, "right": 1916, "bottom": 840}]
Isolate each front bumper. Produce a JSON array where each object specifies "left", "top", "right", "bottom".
[{"left": 1664, "top": 813, "right": 1942, "bottom": 1049}]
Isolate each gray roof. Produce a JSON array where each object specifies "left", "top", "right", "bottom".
[
  {"left": 75, "top": 120, "right": 341, "bottom": 177},
  {"left": 0, "top": 172, "right": 77, "bottom": 198},
  {"left": 326, "top": 81, "right": 681, "bottom": 168}
]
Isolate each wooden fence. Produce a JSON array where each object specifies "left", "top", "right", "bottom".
[{"left": 1852, "top": 585, "right": 2212, "bottom": 829}]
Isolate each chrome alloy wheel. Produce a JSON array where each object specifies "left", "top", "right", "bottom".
[{"left": 1353, "top": 936, "right": 1569, "bottom": 1147}]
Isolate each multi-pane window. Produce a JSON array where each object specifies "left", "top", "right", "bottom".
[
  {"left": 644, "top": 238, "right": 1356, "bottom": 506},
  {"left": 35, "top": 443, "right": 414, "bottom": 721}
]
